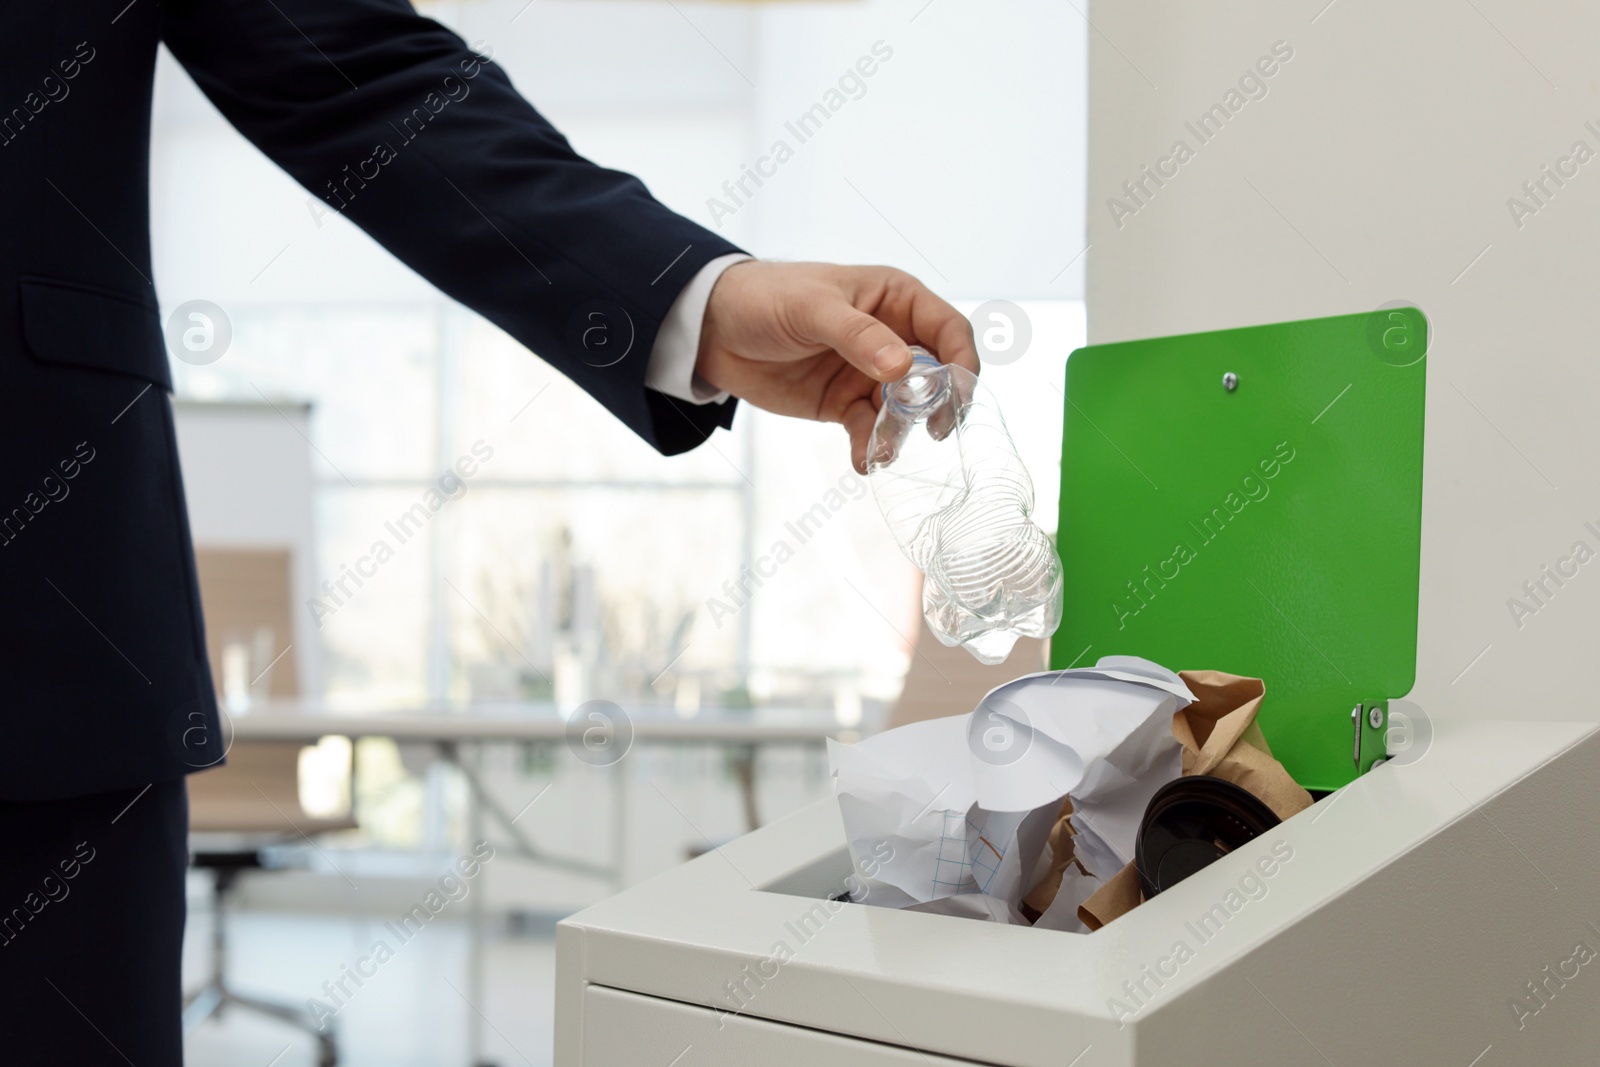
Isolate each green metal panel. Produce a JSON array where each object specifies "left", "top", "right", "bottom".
[{"left": 1052, "top": 309, "right": 1426, "bottom": 791}]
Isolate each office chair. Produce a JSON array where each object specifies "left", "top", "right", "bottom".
[
  {"left": 183, "top": 548, "right": 355, "bottom": 1065},
  {"left": 185, "top": 741, "right": 357, "bottom": 1067}
]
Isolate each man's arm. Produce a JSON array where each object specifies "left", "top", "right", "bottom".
[{"left": 161, "top": 0, "right": 738, "bottom": 453}]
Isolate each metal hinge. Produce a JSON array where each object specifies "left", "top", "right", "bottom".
[{"left": 1351, "top": 701, "right": 1388, "bottom": 775}]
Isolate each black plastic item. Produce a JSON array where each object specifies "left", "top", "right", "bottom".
[{"left": 1135, "top": 775, "right": 1281, "bottom": 899}]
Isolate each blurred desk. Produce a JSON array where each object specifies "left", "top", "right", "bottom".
[
  {"left": 224, "top": 702, "right": 848, "bottom": 1067},
  {"left": 228, "top": 703, "right": 848, "bottom": 746},
  {"left": 225, "top": 702, "right": 850, "bottom": 883}
]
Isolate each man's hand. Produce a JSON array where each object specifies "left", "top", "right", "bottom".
[{"left": 695, "top": 261, "right": 980, "bottom": 474}]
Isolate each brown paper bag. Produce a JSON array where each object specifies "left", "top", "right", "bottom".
[
  {"left": 1077, "top": 670, "right": 1313, "bottom": 930},
  {"left": 1023, "top": 670, "right": 1313, "bottom": 931},
  {"left": 1167, "top": 670, "right": 1313, "bottom": 823}
]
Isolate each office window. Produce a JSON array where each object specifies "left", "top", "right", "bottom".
[{"left": 155, "top": 0, "right": 1086, "bottom": 717}]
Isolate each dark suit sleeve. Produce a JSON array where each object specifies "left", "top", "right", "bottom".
[{"left": 160, "top": 0, "right": 741, "bottom": 454}]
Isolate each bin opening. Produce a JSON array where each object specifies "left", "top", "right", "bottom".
[{"left": 756, "top": 845, "right": 857, "bottom": 901}]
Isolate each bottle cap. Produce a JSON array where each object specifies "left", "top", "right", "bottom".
[{"left": 881, "top": 346, "right": 948, "bottom": 416}]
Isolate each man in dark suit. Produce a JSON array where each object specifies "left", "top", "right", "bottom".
[{"left": 0, "top": 0, "right": 977, "bottom": 1062}]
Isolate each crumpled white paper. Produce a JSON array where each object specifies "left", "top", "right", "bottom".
[{"left": 827, "top": 656, "right": 1193, "bottom": 925}]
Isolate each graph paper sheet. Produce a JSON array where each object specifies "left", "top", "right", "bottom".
[{"left": 931, "top": 811, "right": 1012, "bottom": 896}]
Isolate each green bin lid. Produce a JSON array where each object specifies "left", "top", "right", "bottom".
[{"left": 1052, "top": 308, "right": 1427, "bottom": 791}]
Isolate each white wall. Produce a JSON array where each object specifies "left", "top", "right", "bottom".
[
  {"left": 1087, "top": 1, "right": 1600, "bottom": 720},
  {"left": 744, "top": 0, "right": 1084, "bottom": 299}
]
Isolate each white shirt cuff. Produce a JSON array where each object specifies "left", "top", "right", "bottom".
[{"left": 645, "top": 253, "right": 751, "bottom": 405}]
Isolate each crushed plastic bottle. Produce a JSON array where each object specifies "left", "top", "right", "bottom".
[{"left": 866, "top": 348, "right": 1063, "bottom": 664}]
